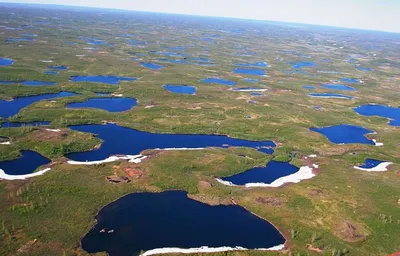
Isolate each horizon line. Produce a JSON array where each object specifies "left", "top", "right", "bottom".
[{"left": 1, "top": 1, "right": 400, "bottom": 34}]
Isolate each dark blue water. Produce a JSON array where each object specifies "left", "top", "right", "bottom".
[
  {"left": 303, "top": 85, "right": 315, "bottom": 89},
  {"left": 242, "top": 78, "right": 259, "bottom": 83},
  {"left": 220, "top": 161, "right": 298, "bottom": 185},
  {"left": 356, "top": 66, "right": 372, "bottom": 72},
  {"left": 358, "top": 159, "right": 384, "bottom": 169},
  {"left": 310, "top": 124, "right": 375, "bottom": 145},
  {"left": 48, "top": 65, "right": 68, "bottom": 70},
  {"left": 319, "top": 84, "right": 356, "bottom": 91},
  {"left": 66, "top": 98, "right": 137, "bottom": 112},
  {"left": 200, "top": 78, "right": 237, "bottom": 86},
  {"left": 1, "top": 121, "right": 50, "bottom": 128},
  {"left": 157, "top": 58, "right": 189, "bottom": 64},
  {"left": 22, "top": 80, "right": 56, "bottom": 86},
  {"left": 235, "top": 62, "right": 269, "bottom": 68},
  {"left": 353, "top": 104, "right": 400, "bottom": 127},
  {"left": 66, "top": 124, "right": 275, "bottom": 161},
  {"left": 251, "top": 92, "right": 264, "bottom": 96},
  {"left": 190, "top": 57, "right": 211, "bottom": 63},
  {"left": 44, "top": 70, "right": 59, "bottom": 75},
  {"left": 309, "top": 93, "right": 354, "bottom": 99},
  {"left": 233, "top": 69, "right": 266, "bottom": 76},
  {"left": 291, "top": 61, "right": 317, "bottom": 69},
  {"left": 140, "top": 62, "right": 164, "bottom": 70},
  {"left": 71, "top": 76, "right": 137, "bottom": 85},
  {"left": 0, "top": 58, "right": 14, "bottom": 66},
  {"left": 163, "top": 85, "right": 196, "bottom": 95},
  {"left": 0, "top": 92, "right": 78, "bottom": 118},
  {"left": 341, "top": 78, "right": 360, "bottom": 84},
  {"left": 81, "top": 191, "right": 285, "bottom": 256},
  {"left": 0, "top": 150, "right": 50, "bottom": 175}
]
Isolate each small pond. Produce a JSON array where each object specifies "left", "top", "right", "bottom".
[
  {"left": 200, "top": 78, "right": 237, "bottom": 86},
  {"left": 310, "top": 124, "right": 376, "bottom": 145},
  {"left": 71, "top": 76, "right": 137, "bottom": 85},
  {"left": 290, "top": 61, "right": 317, "bottom": 69},
  {"left": 0, "top": 92, "right": 78, "bottom": 118},
  {"left": 44, "top": 70, "right": 59, "bottom": 75},
  {"left": 66, "top": 124, "right": 275, "bottom": 161},
  {"left": 0, "top": 57, "right": 14, "bottom": 66},
  {"left": 308, "top": 93, "right": 354, "bottom": 99},
  {"left": 0, "top": 150, "right": 50, "bottom": 176},
  {"left": 303, "top": 85, "right": 315, "bottom": 90},
  {"left": 163, "top": 85, "right": 196, "bottom": 95},
  {"left": 235, "top": 62, "right": 269, "bottom": 68},
  {"left": 319, "top": 84, "right": 356, "bottom": 91},
  {"left": 353, "top": 104, "right": 400, "bottom": 127},
  {"left": 242, "top": 78, "right": 259, "bottom": 83},
  {"left": 140, "top": 62, "right": 164, "bottom": 70},
  {"left": 1, "top": 121, "right": 50, "bottom": 128},
  {"left": 48, "top": 65, "right": 68, "bottom": 70},
  {"left": 341, "top": 78, "right": 360, "bottom": 84},
  {"left": 233, "top": 69, "right": 266, "bottom": 76},
  {"left": 66, "top": 98, "right": 137, "bottom": 112},
  {"left": 0, "top": 80, "right": 56, "bottom": 86},
  {"left": 81, "top": 190, "right": 285, "bottom": 256}
]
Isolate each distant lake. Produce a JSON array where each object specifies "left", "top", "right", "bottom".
[
  {"left": 66, "top": 98, "right": 137, "bottom": 112},
  {"left": 310, "top": 124, "right": 376, "bottom": 145},
  {"left": 71, "top": 76, "right": 137, "bottom": 85},
  {"left": 235, "top": 62, "right": 269, "bottom": 68},
  {"left": 163, "top": 85, "right": 196, "bottom": 95},
  {"left": 303, "top": 85, "right": 315, "bottom": 90},
  {"left": 290, "top": 61, "right": 317, "bottom": 69},
  {"left": 353, "top": 104, "right": 400, "bottom": 127},
  {"left": 319, "top": 84, "right": 356, "bottom": 91},
  {"left": 308, "top": 93, "right": 354, "bottom": 99},
  {"left": 67, "top": 124, "right": 275, "bottom": 161},
  {"left": 200, "top": 78, "right": 237, "bottom": 86},
  {"left": 242, "top": 78, "right": 259, "bottom": 83},
  {"left": 233, "top": 69, "right": 266, "bottom": 76},
  {"left": 0, "top": 57, "right": 14, "bottom": 66},
  {"left": 0, "top": 92, "right": 78, "bottom": 118},
  {"left": 0, "top": 80, "right": 56, "bottom": 86},
  {"left": 1, "top": 121, "right": 50, "bottom": 128},
  {"left": 341, "top": 78, "right": 360, "bottom": 84},
  {"left": 0, "top": 150, "right": 50, "bottom": 175},
  {"left": 220, "top": 160, "right": 298, "bottom": 186},
  {"left": 140, "top": 62, "right": 164, "bottom": 70},
  {"left": 81, "top": 190, "right": 285, "bottom": 256}
]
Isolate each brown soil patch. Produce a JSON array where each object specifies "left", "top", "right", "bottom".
[
  {"left": 31, "top": 129, "right": 67, "bottom": 141},
  {"left": 106, "top": 176, "right": 131, "bottom": 184},
  {"left": 334, "top": 220, "right": 369, "bottom": 242},
  {"left": 256, "top": 197, "right": 284, "bottom": 206},
  {"left": 198, "top": 180, "right": 212, "bottom": 190},
  {"left": 306, "top": 244, "right": 323, "bottom": 253},
  {"left": 310, "top": 189, "right": 324, "bottom": 196},
  {"left": 123, "top": 167, "right": 146, "bottom": 179}
]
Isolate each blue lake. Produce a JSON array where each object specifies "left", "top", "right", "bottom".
[
  {"left": 200, "top": 78, "right": 237, "bottom": 86},
  {"left": 310, "top": 124, "right": 375, "bottom": 145},
  {"left": 357, "top": 159, "right": 384, "bottom": 169},
  {"left": 66, "top": 98, "right": 137, "bottom": 112},
  {"left": 353, "top": 104, "right": 400, "bottom": 127},
  {"left": 341, "top": 78, "right": 360, "bottom": 84},
  {"left": 220, "top": 161, "right": 298, "bottom": 185},
  {"left": 81, "top": 190, "right": 284, "bottom": 256},
  {"left": 140, "top": 62, "right": 164, "bottom": 70},
  {"left": 71, "top": 76, "right": 137, "bottom": 85},
  {"left": 157, "top": 58, "right": 189, "bottom": 64},
  {"left": 357, "top": 67, "right": 372, "bottom": 72},
  {"left": 66, "top": 124, "right": 275, "bottom": 161},
  {"left": 233, "top": 69, "right": 266, "bottom": 76},
  {"left": 308, "top": 93, "right": 354, "bottom": 99},
  {"left": 242, "top": 78, "right": 259, "bottom": 83},
  {"left": 0, "top": 58, "right": 14, "bottom": 66},
  {"left": 303, "top": 85, "right": 315, "bottom": 90},
  {"left": 127, "top": 39, "right": 147, "bottom": 46},
  {"left": 235, "top": 62, "right": 269, "bottom": 68},
  {"left": 0, "top": 92, "right": 78, "bottom": 118},
  {"left": 1, "top": 81, "right": 58, "bottom": 86},
  {"left": 0, "top": 150, "right": 50, "bottom": 175},
  {"left": 291, "top": 61, "right": 317, "bottom": 69},
  {"left": 44, "top": 70, "right": 59, "bottom": 75},
  {"left": 1, "top": 121, "right": 50, "bottom": 128},
  {"left": 320, "top": 84, "right": 356, "bottom": 91},
  {"left": 163, "top": 85, "right": 196, "bottom": 95},
  {"left": 48, "top": 65, "right": 68, "bottom": 70},
  {"left": 251, "top": 92, "right": 264, "bottom": 96}
]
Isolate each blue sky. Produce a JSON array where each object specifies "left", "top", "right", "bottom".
[{"left": 3, "top": 0, "right": 400, "bottom": 32}]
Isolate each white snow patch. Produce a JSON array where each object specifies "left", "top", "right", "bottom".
[
  {"left": 67, "top": 154, "right": 147, "bottom": 165},
  {"left": 45, "top": 129, "right": 61, "bottom": 132},
  {"left": 111, "top": 93, "right": 123, "bottom": 97},
  {"left": 217, "top": 165, "right": 316, "bottom": 188},
  {"left": 232, "top": 89, "right": 268, "bottom": 92},
  {"left": 308, "top": 154, "right": 317, "bottom": 158},
  {"left": 0, "top": 168, "right": 51, "bottom": 180},
  {"left": 0, "top": 141, "right": 11, "bottom": 145},
  {"left": 144, "top": 105, "right": 155, "bottom": 109},
  {"left": 141, "top": 244, "right": 284, "bottom": 256},
  {"left": 76, "top": 54, "right": 86, "bottom": 57},
  {"left": 372, "top": 139, "right": 384, "bottom": 147},
  {"left": 39, "top": 60, "right": 53, "bottom": 63},
  {"left": 354, "top": 162, "right": 392, "bottom": 172}
]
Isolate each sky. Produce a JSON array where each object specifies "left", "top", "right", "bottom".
[{"left": 2, "top": 0, "right": 400, "bottom": 33}]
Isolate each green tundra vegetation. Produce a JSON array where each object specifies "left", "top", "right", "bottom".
[{"left": 0, "top": 3, "right": 399, "bottom": 256}]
